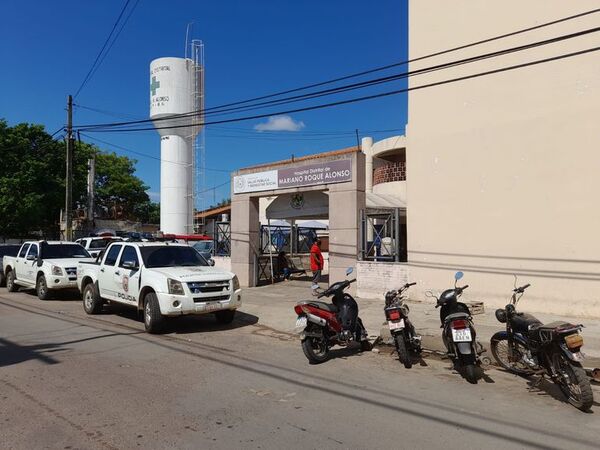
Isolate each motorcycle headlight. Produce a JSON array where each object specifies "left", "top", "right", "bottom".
[
  {"left": 51, "top": 265, "right": 63, "bottom": 276},
  {"left": 232, "top": 275, "right": 240, "bottom": 291},
  {"left": 167, "top": 278, "right": 185, "bottom": 295}
]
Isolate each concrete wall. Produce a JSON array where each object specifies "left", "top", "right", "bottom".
[
  {"left": 212, "top": 256, "right": 231, "bottom": 272},
  {"left": 407, "top": 1, "right": 600, "bottom": 316},
  {"left": 357, "top": 261, "right": 409, "bottom": 299},
  {"left": 231, "top": 150, "right": 364, "bottom": 288}
]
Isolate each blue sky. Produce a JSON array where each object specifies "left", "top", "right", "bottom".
[{"left": 1, "top": 0, "right": 408, "bottom": 206}]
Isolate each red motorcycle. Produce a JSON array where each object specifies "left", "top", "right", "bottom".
[{"left": 294, "top": 268, "right": 370, "bottom": 364}]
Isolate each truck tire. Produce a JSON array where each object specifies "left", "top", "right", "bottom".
[
  {"left": 82, "top": 283, "right": 103, "bottom": 315},
  {"left": 0, "top": 271, "right": 5, "bottom": 287},
  {"left": 144, "top": 293, "right": 164, "bottom": 334},
  {"left": 215, "top": 309, "right": 235, "bottom": 324},
  {"left": 36, "top": 275, "right": 52, "bottom": 300},
  {"left": 6, "top": 270, "right": 17, "bottom": 292}
]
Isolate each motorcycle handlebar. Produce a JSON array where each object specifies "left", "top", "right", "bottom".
[
  {"left": 513, "top": 283, "right": 531, "bottom": 293},
  {"left": 458, "top": 284, "right": 469, "bottom": 291},
  {"left": 405, "top": 282, "right": 417, "bottom": 288}
]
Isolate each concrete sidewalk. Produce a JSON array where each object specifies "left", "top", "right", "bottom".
[{"left": 241, "top": 280, "right": 600, "bottom": 364}]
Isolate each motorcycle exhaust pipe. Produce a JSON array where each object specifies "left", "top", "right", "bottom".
[{"left": 306, "top": 313, "right": 326, "bottom": 327}]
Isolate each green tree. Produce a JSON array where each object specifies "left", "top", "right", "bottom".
[
  {"left": 0, "top": 119, "right": 156, "bottom": 237},
  {"left": 94, "top": 151, "right": 149, "bottom": 219}
]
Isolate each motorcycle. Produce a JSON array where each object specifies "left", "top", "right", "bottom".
[
  {"left": 294, "top": 267, "right": 370, "bottom": 364},
  {"left": 490, "top": 280, "right": 593, "bottom": 411},
  {"left": 427, "top": 271, "right": 482, "bottom": 383},
  {"left": 384, "top": 282, "right": 421, "bottom": 368}
]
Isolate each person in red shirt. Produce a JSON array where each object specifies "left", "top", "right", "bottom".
[{"left": 310, "top": 239, "right": 324, "bottom": 286}]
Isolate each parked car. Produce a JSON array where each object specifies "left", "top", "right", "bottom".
[
  {"left": 0, "top": 244, "right": 21, "bottom": 287},
  {"left": 77, "top": 242, "right": 241, "bottom": 333},
  {"left": 3, "top": 241, "right": 93, "bottom": 299},
  {"left": 75, "top": 236, "right": 123, "bottom": 259}
]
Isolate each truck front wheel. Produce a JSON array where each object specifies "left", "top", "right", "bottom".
[
  {"left": 144, "top": 293, "right": 165, "bottom": 334},
  {"left": 6, "top": 271, "right": 18, "bottom": 292},
  {"left": 36, "top": 275, "right": 52, "bottom": 300},
  {"left": 83, "top": 283, "right": 103, "bottom": 315}
]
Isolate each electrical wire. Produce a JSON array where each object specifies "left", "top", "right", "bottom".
[
  {"left": 79, "top": 133, "right": 232, "bottom": 172},
  {"left": 76, "top": 45, "right": 600, "bottom": 133},
  {"left": 73, "top": 9, "right": 600, "bottom": 129},
  {"left": 85, "top": 0, "right": 141, "bottom": 89},
  {"left": 74, "top": 0, "right": 133, "bottom": 99}
]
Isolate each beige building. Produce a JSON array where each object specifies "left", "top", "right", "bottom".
[{"left": 407, "top": 1, "right": 600, "bottom": 316}]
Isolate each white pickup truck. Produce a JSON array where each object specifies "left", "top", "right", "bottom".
[
  {"left": 75, "top": 236, "right": 123, "bottom": 259},
  {"left": 3, "top": 241, "right": 93, "bottom": 300},
  {"left": 77, "top": 241, "right": 242, "bottom": 333}
]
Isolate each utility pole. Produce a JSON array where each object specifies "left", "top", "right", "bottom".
[
  {"left": 65, "top": 95, "right": 74, "bottom": 241},
  {"left": 87, "top": 152, "right": 96, "bottom": 223}
]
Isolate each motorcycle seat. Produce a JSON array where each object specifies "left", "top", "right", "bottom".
[
  {"left": 307, "top": 301, "right": 338, "bottom": 313},
  {"left": 510, "top": 313, "right": 542, "bottom": 333},
  {"left": 444, "top": 312, "right": 470, "bottom": 322}
]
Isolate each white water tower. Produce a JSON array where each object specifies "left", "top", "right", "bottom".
[{"left": 150, "top": 52, "right": 203, "bottom": 234}]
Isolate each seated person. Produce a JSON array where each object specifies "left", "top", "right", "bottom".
[{"left": 277, "top": 251, "right": 291, "bottom": 280}]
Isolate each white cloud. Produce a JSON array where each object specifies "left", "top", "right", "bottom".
[
  {"left": 254, "top": 115, "right": 305, "bottom": 132},
  {"left": 147, "top": 191, "right": 160, "bottom": 202}
]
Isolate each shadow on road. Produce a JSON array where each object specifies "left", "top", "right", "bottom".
[
  {"left": 103, "top": 303, "right": 259, "bottom": 334},
  {"left": 0, "top": 331, "right": 142, "bottom": 368}
]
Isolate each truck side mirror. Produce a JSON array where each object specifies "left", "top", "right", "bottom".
[{"left": 122, "top": 260, "right": 138, "bottom": 270}]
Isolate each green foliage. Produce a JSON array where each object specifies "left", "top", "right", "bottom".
[{"left": 0, "top": 119, "right": 157, "bottom": 237}]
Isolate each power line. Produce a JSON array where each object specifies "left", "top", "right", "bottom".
[
  {"left": 85, "top": 0, "right": 141, "bottom": 89},
  {"left": 74, "top": 0, "right": 133, "bottom": 99},
  {"left": 76, "top": 45, "right": 600, "bottom": 133},
  {"left": 73, "top": 9, "right": 600, "bottom": 129},
  {"left": 79, "top": 133, "right": 232, "bottom": 172}
]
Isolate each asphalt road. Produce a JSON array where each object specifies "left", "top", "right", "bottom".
[{"left": 1, "top": 288, "right": 599, "bottom": 450}]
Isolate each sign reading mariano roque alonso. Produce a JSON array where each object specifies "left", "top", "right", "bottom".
[{"left": 233, "top": 158, "right": 352, "bottom": 194}]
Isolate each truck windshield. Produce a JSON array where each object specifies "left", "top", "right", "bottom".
[
  {"left": 140, "top": 246, "right": 209, "bottom": 268},
  {"left": 41, "top": 244, "right": 91, "bottom": 259},
  {"left": 89, "top": 239, "right": 117, "bottom": 249}
]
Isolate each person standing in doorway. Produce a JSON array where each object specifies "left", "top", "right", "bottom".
[{"left": 310, "top": 239, "right": 324, "bottom": 288}]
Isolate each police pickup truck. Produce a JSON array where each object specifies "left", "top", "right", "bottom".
[
  {"left": 77, "top": 241, "right": 241, "bottom": 333},
  {"left": 3, "top": 241, "right": 93, "bottom": 299}
]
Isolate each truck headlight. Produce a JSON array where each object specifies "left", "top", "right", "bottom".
[
  {"left": 232, "top": 275, "right": 240, "bottom": 291},
  {"left": 51, "top": 265, "right": 63, "bottom": 276},
  {"left": 167, "top": 278, "right": 185, "bottom": 295}
]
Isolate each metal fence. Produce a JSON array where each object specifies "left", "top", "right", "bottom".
[
  {"left": 360, "top": 209, "right": 407, "bottom": 262},
  {"left": 214, "top": 221, "right": 231, "bottom": 256},
  {"left": 260, "top": 225, "right": 320, "bottom": 254}
]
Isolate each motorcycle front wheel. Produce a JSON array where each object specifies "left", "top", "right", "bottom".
[
  {"left": 301, "top": 334, "right": 329, "bottom": 364},
  {"left": 490, "top": 337, "right": 535, "bottom": 376},
  {"left": 394, "top": 334, "right": 412, "bottom": 369},
  {"left": 551, "top": 352, "right": 593, "bottom": 411}
]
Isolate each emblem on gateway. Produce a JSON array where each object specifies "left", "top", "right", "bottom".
[
  {"left": 235, "top": 176, "right": 246, "bottom": 192},
  {"left": 290, "top": 193, "right": 304, "bottom": 209}
]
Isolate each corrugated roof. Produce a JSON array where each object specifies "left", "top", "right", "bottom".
[{"left": 194, "top": 204, "right": 231, "bottom": 219}]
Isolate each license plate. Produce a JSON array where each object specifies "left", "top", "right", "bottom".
[
  {"left": 452, "top": 328, "right": 472, "bottom": 342},
  {"left": 205, "top": 302, "right": 223, "bottom": 311},
  {"left": 388, "top": 319, "right": 405, "bottom": 331},
  {"left": 295, "top": 316, "right": 307, "bottom": 330}
]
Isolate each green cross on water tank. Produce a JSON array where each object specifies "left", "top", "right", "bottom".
[{"left": 150, "top": 76, "right": 161, "bottom": 96}]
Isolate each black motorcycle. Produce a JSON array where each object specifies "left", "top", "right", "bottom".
[
  {"left": 384, "top": 282, "right": 421, "bottom": 368},
  {"left": 428, "top": 271, "right": 482, "bottom": 383},
  {"left": 490, "top": 281, "right": 593, "bottom": 411}
]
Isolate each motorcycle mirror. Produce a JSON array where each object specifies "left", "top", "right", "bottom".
[
  {"left": 345, "top": 267, "right": 353, "bottom": 276},
  {"left": 311, "top": 283, "right": 319, "bottom": 291},
  {"left": 454, "top": 271, "right": 464, "bottom": 281},
  {"left": 513, "top": 274, "right": 518, "bottom": 289}
]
